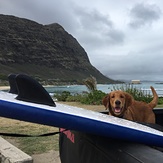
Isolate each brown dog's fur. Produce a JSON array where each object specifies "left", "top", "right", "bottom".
[{"left": 102, "top": 86, "right": 158, "bottom": 123}]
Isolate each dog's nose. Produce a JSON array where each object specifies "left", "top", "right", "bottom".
[{"left": 115, "top": 100, "right": 121, "bottom": 105}]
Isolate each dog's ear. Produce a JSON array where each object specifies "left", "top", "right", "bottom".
[
  {"left": 102, "top": 95, "right": 110, "bottom": 110},
  {"left": 124, "top": 92, "right": 133, "bottom": 108}
]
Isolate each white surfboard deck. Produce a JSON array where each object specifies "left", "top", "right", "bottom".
[{"left": 0, "top": 91, "right": 163, "bottom": 147}]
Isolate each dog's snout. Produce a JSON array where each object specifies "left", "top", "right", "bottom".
[{"left": 115, "top": 100, "right": 121, "bottom": 105}]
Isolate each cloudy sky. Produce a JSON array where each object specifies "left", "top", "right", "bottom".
[{"left": 0, "top": 0, "right": 163, "bottom": 81}]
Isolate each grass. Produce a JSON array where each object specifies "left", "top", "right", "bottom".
[
  {"left": 0, "top": 118, "right": 59, "bottom": 155},
  {"left": 18, "top": 134, "right": 59, "bottom": 155},
  {"left": 156, "top": 104, "right": 163, "bottom": 108},
  {"left": 0, "top": 102, "right": 104, "bottom": 156}
]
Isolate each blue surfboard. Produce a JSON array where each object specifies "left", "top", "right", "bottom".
[{"left": 0, "top": 74, "right": 163, "bottom": 148}]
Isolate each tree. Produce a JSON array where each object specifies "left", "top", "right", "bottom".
[{"left": 83, "top": 75, "right": 97, "bottom": 92}]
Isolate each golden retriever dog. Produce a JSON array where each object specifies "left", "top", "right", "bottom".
[{"left": 102, "top": 86, "right": 158, "bottom": 123}]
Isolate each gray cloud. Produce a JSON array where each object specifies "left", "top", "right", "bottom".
[
  {"left": 129, "top": 3, "right": 161, "bottom": 29},
  {"left": 72, "top": 6, "right": 125, "bottom": 50},
  {"left": 74, "top": 8, "right": 113, "bottom": 30},
  {"left": 0, "top": 0, "right": 125, "bottom": 48},
  {"left": 107, "top": 29, "right": 125, "bottom": 44},
  {"left": 0, "top": 0, "right": 78, "bottom": 32},
  {"left": 101, "top": 51, "right": 163, "bottom": 81}
]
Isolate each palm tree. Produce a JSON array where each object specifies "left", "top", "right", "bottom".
[{"left": 83, "top": 75, "right": 97, "bottom": 92}]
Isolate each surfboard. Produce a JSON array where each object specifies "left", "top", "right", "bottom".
[{"left": 0, "top": 74, "right": 163, "bottom": 148}]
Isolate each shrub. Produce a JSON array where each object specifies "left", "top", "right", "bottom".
[
  {"left": 54, "top": 91, "right": 71, "bottom": 101},
  {"left": 54, "top": 84, "right": 163, "bottom": 106},
  {"left": 158, "top": 97, "right": 163, "bottom": 105},
  {"left": 80, "top": 90, "right": 107, "bottom": 105},
  {"left": 112, "top": 84, "right": 153, "bottom": 103},
  {"left": 66, "top": 94, "right": 85, "bottom": 102}
]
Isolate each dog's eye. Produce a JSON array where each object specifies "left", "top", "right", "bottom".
[
  {"left": 120, "top": 95, "right": 124, "bottom": 98},
  {"left": 111, "top": 95, "right": 115, "bottom": 98}
]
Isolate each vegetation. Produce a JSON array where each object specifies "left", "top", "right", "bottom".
[
  {"left": 83, "top": 75, "right": 97, "bottom": 92},
  {"left": 80, "top": 90, "right": 106, "bottom": 105},
  {"left": 54, "top": 82, "right": 163, "bottom": 105},
  {"left": 112, "top": 84, "right": 153, "bottom": 103},
  {"left": 158, "top": 97, "right": 163, "bottom": 105},
  {"left": 55, "top": 91, "right": 71, "bottom": 101},
  {"left": 0, "top": 14, "right": 117, "bottom": 85},
  {"left": 55, "top": 90, "right": 106, "bottom": 105},
  {"left": 111, "top": 84, "right": 163, "bottom": 105},
  {"left": 0, "top": 118, "right": 59, "bottom": 155},
  {"left": 54, "top": 76, "right": 107, "bottom": 105}
]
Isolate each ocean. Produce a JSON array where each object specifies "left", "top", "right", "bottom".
[{"left": 45, "top": 81, "right": 163, "bottom": 97}]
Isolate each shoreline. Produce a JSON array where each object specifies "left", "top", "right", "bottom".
[
  {"left": 0, "top": 86, "right": 10, "bottom": 90},
  {"left": 0, "top": 85, "right": 54, "bottom": 91}
]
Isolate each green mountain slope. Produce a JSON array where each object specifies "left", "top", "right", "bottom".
[{"left": 0, "top": 14, "right": 118, "bottom": 84}]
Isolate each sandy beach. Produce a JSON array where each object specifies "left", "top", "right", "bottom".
[{"left": 0, "top": 86, "right": 10, "bottom": 91}]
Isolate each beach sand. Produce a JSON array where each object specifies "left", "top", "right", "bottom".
[{"left": 0, "top": 86, "right": 10, "bottom": 91}]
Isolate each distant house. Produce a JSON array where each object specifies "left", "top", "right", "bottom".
[{"left": 131, "top": 80, "right": 141, "bottom": 84}]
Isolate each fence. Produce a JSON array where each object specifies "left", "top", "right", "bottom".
[{"left": 141, "top": 89, "right": 163, "bottom": 97}]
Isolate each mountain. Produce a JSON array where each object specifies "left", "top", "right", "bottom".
[{"left": 0, "top": 14, "right": 118, "bottom": 84}]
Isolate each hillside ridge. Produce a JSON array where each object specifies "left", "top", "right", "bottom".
[{"left": 0, "top": 14, "right": 118, "bottom": 84}]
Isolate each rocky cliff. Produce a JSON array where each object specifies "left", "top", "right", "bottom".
[{"left": 0, "top": 14, "right": 117, "bottom": 84}]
